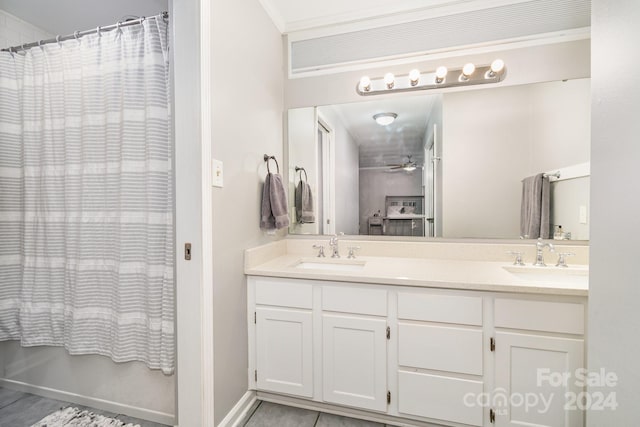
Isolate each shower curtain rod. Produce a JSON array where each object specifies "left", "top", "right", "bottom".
[{"left": 1, "top": 11, "right": 168, "bottom": 53}]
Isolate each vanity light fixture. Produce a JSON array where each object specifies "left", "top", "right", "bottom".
[
  {"left": 355, "top": 60, "right": 507, "bottom": 96},
  {"left": 373, "top": 112, "right": 397, "bottom": 126}
]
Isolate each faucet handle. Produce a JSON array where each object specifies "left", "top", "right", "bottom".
[
  {"left": 312, "top": 244, "right": 325, "bottom": 258},
  {"left": 506, "top": 251, "right": 525, "bottom": 266},
  {"left": 555, "top": 252, "right": 575, "bottom": 268},
  {"left": 347, "top": 246, "right": 361, "bottom": 259}
]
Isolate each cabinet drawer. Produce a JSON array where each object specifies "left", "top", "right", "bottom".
[
  {"left": 398, "top": 292, "right": 482, "bottom": 325},
  {"left": 322, "top": 286, "right": 387, "bottom": 316},
  {"left": 398, "top": 371, "right": 483, "bottom": 426},
  {"left": 255, "top": 278, "right": 313, "bottom": 309},
  {"left": 399, "top": 323, "right": 483, "bottom": 375},
  {"left": 495, "top": 299, "right": 584, "bottom": 335}
]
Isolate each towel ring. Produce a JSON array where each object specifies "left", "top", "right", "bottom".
[
  {"left": 295, "top": 166, "right": 308, "bottom": 183},
  {"left": 264, "top": 154, "right": 279, "bottom": 174}
]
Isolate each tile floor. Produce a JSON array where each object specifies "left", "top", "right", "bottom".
[
  {"left": 0, "top": 388, "right": 398, "bottom": 427},
  {"left": 241, "top": 401, "right": 394, "bottom": 427},
  {"left": 0, "top": 387, "right": 169, "bottom": 427}
]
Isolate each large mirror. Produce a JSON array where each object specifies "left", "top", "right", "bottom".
[{"left": 287, "top": 78, "right": 590, "bottom": 241}]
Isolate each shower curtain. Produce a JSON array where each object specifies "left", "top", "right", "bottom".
[{"left": 0, "top": 17, "right": 174, "bottom": 374}]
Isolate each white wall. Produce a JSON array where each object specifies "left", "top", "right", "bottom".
[
  {"left": 210, "top": 0, "right": 284, "bottom": 424},
  {"left": 173, "top": 0, "right": 206, "bottom": 425},
  {"left": 0, "top": 342, "right": 174, "bottom": 420},
  {"left": 588, "top": 1, "right": 640, "bottom": 425},
  {"left": 441, "top": 80, "right": 590, "bottom": 239},
  {"left": 550, "top": 177, "right": 589, "bottom": 241},
  {"left": 529, "top": 80, "right": 591, "bottom": 172},
  {"left": 0, "top": 9, "right": 50, "bottom": 49},
  {"left": 318, "top": 106, "right": 359, "bottom": 235}
]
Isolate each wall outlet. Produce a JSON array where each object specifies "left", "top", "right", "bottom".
[
  {"left": 579, "top": 205, "right": 588, "bottom": 224},
  {"left": 212, "top": 159, "right": 223, "bottom": 187}
]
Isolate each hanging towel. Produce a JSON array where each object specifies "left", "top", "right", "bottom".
[
  {"left": 260, "top": 172, "right": 290, "bottom": 230},
  {"left": 295, "top": 180, "right": 315, "bottom": 223},
  {"left": 520, "top": 173, "right": 550, "bottom": 239}
]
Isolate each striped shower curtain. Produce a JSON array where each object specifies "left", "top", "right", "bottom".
[{"left": 0, "top": 16, "right": 174, "bottom": 374}]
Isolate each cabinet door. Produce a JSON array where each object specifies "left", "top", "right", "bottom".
[
  {"left": 322, "top": 314, "right": 387, "bottom": 411},
  {"left": 256, "top": 307, "right": 313, "bottom": 397},
  {"left": 495, "top": 332, "right": 584, "bottom": 427}
]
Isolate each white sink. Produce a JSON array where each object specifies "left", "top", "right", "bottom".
[
  {"left": 294, "top": 259, "right": 366, "bottom": 272},
  {"left": 502, "top": 265, "right": 588, "bottom": 285}
]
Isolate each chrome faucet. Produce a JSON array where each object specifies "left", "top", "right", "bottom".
[
  {"left": 534, "top": 238, "right": 555, "bottom": 267},
  {"left": 329, "top": 234, "right": 340, "bottom": 258}
]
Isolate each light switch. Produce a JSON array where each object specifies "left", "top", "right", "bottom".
[
  {"left": 579, "top": 205, "right": 588, "bottom": 224},
  {"left": 212, "top": 158, "right": 223, "bottom": 188}
]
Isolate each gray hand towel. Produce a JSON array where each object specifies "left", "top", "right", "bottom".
[
  {"left": 295, "top": 180, "right": 315, "bottom": 223},
  {"left": 260, "top": 172, "right": 290, "bottom": 230},
  {"left": 520, "top": 173, "right": 550, "bottom": 239}
]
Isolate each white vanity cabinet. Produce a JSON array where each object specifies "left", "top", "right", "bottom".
[
  {"left": 493, "top": 299, "right": 586, "bottom": 427},
  {"left": 321, "top": 286, "right": 388, "bottom": 411},
  {"left": 396, "top": 292, "right": 485, "bottom": 426},
  {"left": 251, "top": 278, "right": 314, "bottom": 397},
  {"left": 247, "top": 276, "right": 587, "bottom": 427}
]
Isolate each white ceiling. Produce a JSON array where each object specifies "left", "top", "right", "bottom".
[
  {"left": 320, "top": 94, "right": 440, "bottom": 169},
  {"left": 261, "top": 0, "right": 460, "bottom": 33},
  {"left": 0, "top": 0, "right": 167, "bottom": 36}
]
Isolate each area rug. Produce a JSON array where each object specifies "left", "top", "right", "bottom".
[{"left": 31, "top": 407, "right": 140, "bottom": 427}]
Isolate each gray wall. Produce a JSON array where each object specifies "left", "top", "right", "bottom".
[
  {"left": 318, "top": 106, "right": 360, "bottom": 235},
  {"left": 588, "top": 0, "right": 640, "bottom": 424},
  {"left": 288, "top": 108, "right": 320, "bottom": 234},
  {"left": 210, "top": 0, "right": 284, "bottom": 424},
  {"left": 441, "top": 80, "right": 590, "bottom": 239}
]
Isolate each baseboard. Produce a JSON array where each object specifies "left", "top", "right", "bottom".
[
  {"left": 218, "top": 390, "right": 258, "bottom": 427},
  {"left": 0, "top": 378, "right": 176, "bottom": 426}
]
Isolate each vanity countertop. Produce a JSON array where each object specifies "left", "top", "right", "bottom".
[{"left": 245, "top": 240, "right": 589, "bottom": 296}]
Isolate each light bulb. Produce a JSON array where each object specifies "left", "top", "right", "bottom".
[
  {"left": 359, "top": 76, "right": 371, "bottom": 91},
  {"left": 435, "top": 66, "right": 448, "bottom": 83},
  {"left": 435, "top": 66, "right": 448, "bottom": 79},
  {"left": 462, "top": 63, "right": 476, "bottom": 77},
  {"left": 384, "top": 72, "right": 395, "bottom": 89},
  {"left": 409, "top": 69, "right": 420, "bottom": 86},
  {"left": 490, "top": 59, "right": 505, "bottom": 73}
]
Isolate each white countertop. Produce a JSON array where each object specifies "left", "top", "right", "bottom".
[{"left": 245, "top": 249, "right": 589, "bottom": 296}]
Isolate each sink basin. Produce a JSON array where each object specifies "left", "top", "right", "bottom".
[
  {"left": 294, "top": 259, "right": 366, "bottom": 272},
  {"left": 503, "top": 265, "right": 588, "bottom": 276},
  {"left": 502, "top": 265, "right": 588, "bottom": 285}
]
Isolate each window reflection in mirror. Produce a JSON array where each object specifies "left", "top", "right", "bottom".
[{"left": 287, "top": 78, "right": 590, "bottom": 241}]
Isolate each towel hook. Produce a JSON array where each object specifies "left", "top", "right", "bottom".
[
  {"left": 263, "top": 154, "right": 279, "bottom": 174},
  {"left": 295, "top": 166, "right": 308, "bottom": 183}
]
